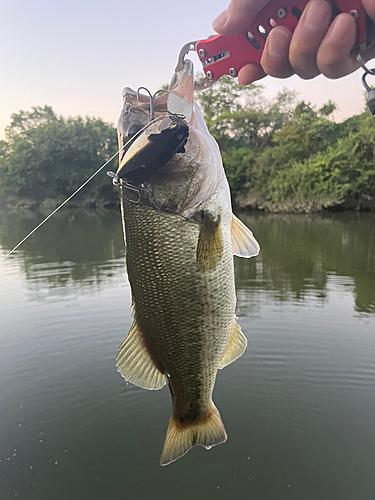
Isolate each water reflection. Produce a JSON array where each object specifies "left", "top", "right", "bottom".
[
  {"left": 236, "top": 212, "right": 375, "bottom": 315},
  {"left": 0, "top": 209, "right": 125, "bottom": 292},
  {"left": 1, "top": 209, "right": 375, "bottom": 500},
  {"left": 0, "top": 209, "right": 374, "bottom": 314}
]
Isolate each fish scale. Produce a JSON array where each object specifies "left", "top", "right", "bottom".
[{"left": 122, "top": 189, "right": 235, "bottom": 419}]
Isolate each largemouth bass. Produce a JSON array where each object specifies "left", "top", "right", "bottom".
[{"left": 115, "top": 60, "right": 259, "bottom": 466}]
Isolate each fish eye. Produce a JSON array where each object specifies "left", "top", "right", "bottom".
[{"left": 127, "top": 124, "right": 142, "bottom": 139}]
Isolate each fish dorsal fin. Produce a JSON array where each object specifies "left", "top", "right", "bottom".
[
  {"left": 196, "top": 212, "right": 223, "bottom": 272},
  {"left": 219, "top": 317, "right": 247, "bottom": 369},
  {"left": 231, "top": 214, "right": 260, "bottom": 258},
  {"left": 116, "top": 319, "right": 168, "bottom": 390}
]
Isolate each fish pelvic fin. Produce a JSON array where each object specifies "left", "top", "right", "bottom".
[
  {"left": 160, "top": 401, "right": 227, "bottom": 466},
  {"left": 116, "top": 319, "right": 168, "bottom": 390},
  {"left": 231, "top": 214, "right": 260, "bottom": 258},
  {"left": 196, "top": 212, "right": 223, "bottom": 272},
  {"left": 219, "top": 317, "right": 247, "bottom": 369}
]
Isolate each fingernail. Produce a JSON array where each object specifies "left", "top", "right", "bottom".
[
  {"left": 267, "top": 29, "right": 290, "bottom": 58},
  {"left": 327, "top": 14, "right": 355, "bottom": 43},
  {"left": 304, "top": 0, "right": 331, "bottom": 29},
  {"left": 213, "top": 9, "right": 228, "bottom": 32}
]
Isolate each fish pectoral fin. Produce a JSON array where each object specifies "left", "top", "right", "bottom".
[
  {"left": 219, "top": 317, "right": 247, "bottom": 369},
  {"left": 160, "top": 401, "right": 227, "bottom": 466},
  {"left": 231, "top": 214, "right": 260, "bottom": 258},
  {"left": 196, "top": 212, "right": 223, "bottom": 272},
  {"left": 116, "top": 319, "right": 168, "bottom": 390}
]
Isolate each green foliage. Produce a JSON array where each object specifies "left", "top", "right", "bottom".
[
  {"left": 196, "top": 76, "right": 296, "bottom": 151},
  {"left": 198, "top": 79, "right": 375, "bottom": 210},
  {"left": 0, "top": 106, "right": 118, "bottom": 203},
  {"left": 221, "top": 148, "right": 256, "bottom": 192},
  {"left": 1, "top": 80, "right": 375, "bottom": 212},
  {"left": 264, "top": 110, "right": 375, "bottom": 205}
]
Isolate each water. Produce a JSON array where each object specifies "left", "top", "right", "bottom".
[{"left": 0, "top": 209, "right": 374, "bottom": 500}]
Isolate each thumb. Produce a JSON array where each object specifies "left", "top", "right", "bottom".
[{"left": 213, "top": 0, "right": 273, "bottom": 35}]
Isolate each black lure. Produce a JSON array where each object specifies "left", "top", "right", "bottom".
[{"left": 116, "top": 114, "right": 189, "bottom": 185}]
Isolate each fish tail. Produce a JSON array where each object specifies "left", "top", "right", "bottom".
[{"left": 160, "top": 401, "right": 227, "bottom": 466}]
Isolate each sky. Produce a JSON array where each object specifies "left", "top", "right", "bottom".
[{"left": 0, "top": 0, "right": 369, "bottom": 140}]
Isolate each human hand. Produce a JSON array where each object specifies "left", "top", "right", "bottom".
[{"left": 212, "top": 0, "right": 375, "bottom": 85}]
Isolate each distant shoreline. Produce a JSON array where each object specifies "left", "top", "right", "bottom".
[
  {"left": 232, "top": 192, "right": 375, "bottom": 214},
  {"left": 2, "top": 194, "right": 375, "bottom": 215}
]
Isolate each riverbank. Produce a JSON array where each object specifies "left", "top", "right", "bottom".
[
  {"left": 233, "top": 192, "right": 375, "bottom": 213},
  {"left": 2, "top": 192, "right": 375, "bottom": 216},
  {"left": 0, "top": 195, "right": 119, "bottom": 215}
]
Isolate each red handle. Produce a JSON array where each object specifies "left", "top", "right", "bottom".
[{"left": 196, "top": 0, "right": 366, "bottom": 81}]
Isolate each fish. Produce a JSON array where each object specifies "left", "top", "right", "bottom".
[{"left": 115, "top": 60, "right": 260, "bottom": 466}]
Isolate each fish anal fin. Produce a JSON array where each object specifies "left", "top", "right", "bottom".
[
  {"left": 219, "top": 317, "right": 247, "bottom": 369},
  {"left": 160, "top": 401, "right": 227, "bottom": 466},
  {"left": 196, "top": 212, "right": 223, "bottom": 272},
  {"left": 231, "top": 214, "right": 260, "bottom": 258},
  {"left": 116, "top": 319, "right": 167, "bottom": 390}
]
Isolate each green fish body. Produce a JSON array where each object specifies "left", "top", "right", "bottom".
[{"left": 116, "top": 61, "right": 259, "bottom": 465}]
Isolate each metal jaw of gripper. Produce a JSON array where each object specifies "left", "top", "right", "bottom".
[{"left": 176, "top": 41, "right": 215, "bottom": 91}]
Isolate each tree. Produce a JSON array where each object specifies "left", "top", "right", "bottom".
[
  {"left": 196, "top": 76, "right": 296, "bottom": 151},
  {"left": 0, "top": 106, "right": 118, "bottom": 203}
]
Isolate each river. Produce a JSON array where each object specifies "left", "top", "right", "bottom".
[{"left": 0, "top": 209, "right": 374, "bottom": 500}]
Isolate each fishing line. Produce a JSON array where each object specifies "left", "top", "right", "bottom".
[{"left": 0, "top": 115, "right": 165, "bottom": 264}]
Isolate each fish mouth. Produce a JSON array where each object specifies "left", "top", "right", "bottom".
[
  {"left": 168, "top": 60, "right": 194, "bottom": 107},
  {"left": 169, "top": 59, "right": 194, "bottom": 92}
]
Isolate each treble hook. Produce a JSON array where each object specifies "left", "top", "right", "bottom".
[
  {"left": 121, "top": 181, "right": 141, "bottom": 204},
  {"left": 136, "top": 87, "right": 173, "bottom": 121},
  {"left": 153, "top": 89, "right": 170, "bottom": 100},
  {"left": 107, "top": 172, "right": 141, "bottom": 204},
  {"left": 137, "top": 86, "right": 154, "bottom": 120}
]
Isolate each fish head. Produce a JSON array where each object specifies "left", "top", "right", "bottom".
[{"left": 116, "top": 60, "right": 225, "bottom": 213}]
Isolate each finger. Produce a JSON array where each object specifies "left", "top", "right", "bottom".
[
  {"left": 213, "top": 0, "right": 272, "bottom": 35},
  {"left": 316, "top": 13, "right": 357, "bottom": 78},
  {"left": 260, "top": 27, "right": 294, "bottom": 79},
  {"left": 362, "top": 0, "right": 375, "bottom": 25},
  {"left": 289, "top": 0, "right": 332, "bottom": 79},
  {"left": 341, "top": 0, "right": 375, "bottom": 69},
  {"left": 238, "top": 63, "right": 266, "bottom": 85}
]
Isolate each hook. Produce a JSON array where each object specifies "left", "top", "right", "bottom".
[
  {"left": 121, "top": 181, "right": 141, "bottom": 204},
  {"left": 137, "top": 86, "right": 154, "bottom": 120},
  {"left": 107, "top": 172, "right": 141, "bottom": 204},
  {"left": 153, "top": 89, "right": 170, "bottom": 99}
]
